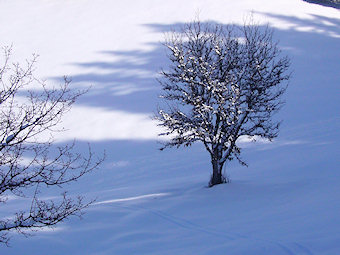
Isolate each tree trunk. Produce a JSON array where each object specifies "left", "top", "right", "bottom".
[{"left": 209, "top": 158, "right": 224, "bottom": 187}]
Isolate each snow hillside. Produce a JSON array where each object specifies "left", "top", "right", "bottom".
[{"left": 0, "top": 0, "right": 339, "bottom": 254}]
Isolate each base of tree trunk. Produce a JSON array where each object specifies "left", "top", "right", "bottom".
[{"left": 208, "top": 174, "right": 229, "bottom": 187}]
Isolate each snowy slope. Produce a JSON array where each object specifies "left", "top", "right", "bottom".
[{"left": 0, "top": 0, "right": 339, "bottom": 254}]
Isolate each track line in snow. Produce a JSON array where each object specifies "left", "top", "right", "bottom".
[
  {"left": 111, "top": 202, "right": 301, "bottom": 255},
  {"left": 293, "top": 242, "right": 315, "bottom": 255}
]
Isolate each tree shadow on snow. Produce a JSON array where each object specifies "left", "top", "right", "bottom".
[{"left": 58, "top": 12, "right": 340, "bottom": 182}]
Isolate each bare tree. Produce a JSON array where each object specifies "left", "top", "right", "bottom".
[
  {"left": 0, "top": 47, "right": 103, "bottom": 244},
  {"left": 156, "top": 20, "right": 290, "bottom": 186}
]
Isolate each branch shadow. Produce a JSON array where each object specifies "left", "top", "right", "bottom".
[
  {"left": 302, "top": 0, "right": 340, "bottom": 9},
  {"left": 60, "top": 44, "right": 169, "bottom": 113}
]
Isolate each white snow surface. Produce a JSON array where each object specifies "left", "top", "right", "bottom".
[{"left": 0, "top": 0, "right": 339, "bottom": 254}]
